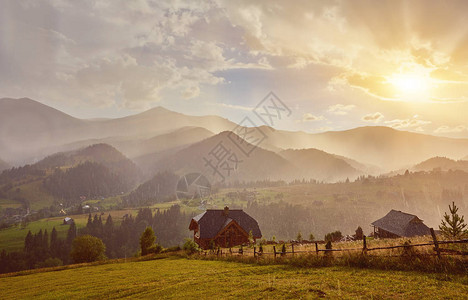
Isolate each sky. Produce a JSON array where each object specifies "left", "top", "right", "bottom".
[{"left": 1, "top": 0, "right": 468, "bottom": 137}]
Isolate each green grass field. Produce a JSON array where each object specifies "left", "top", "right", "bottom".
[
  {"left": 0, "top": 257, "right": 467, "bottom": 299},
  {"left": 0, "top": 209, "right": 137, "bottom": 252}
]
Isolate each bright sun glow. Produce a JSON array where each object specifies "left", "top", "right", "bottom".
[{"left": 387, "top": 72, "right": 432, "bottom": 100}]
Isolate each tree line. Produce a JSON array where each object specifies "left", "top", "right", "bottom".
[{"left": 0, "top": 204, "right": 193, "bottom": 274}]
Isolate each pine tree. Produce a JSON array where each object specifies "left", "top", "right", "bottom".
[
  {"left": 86, "top": 213, "right": 93, "bottom": 230},
  {"left": 24, "top": 230, "right": 33, "bottom": 252},
  {"left": 43, "top": 229, "right": 49, "bottom": 249},
  {"left": 66, "top": 222, "right": 77, "bottom": 246},
  {"left": 296, "top": 232, "right": 303, "bottom": 242},
  {"left": 35, "top": 229, "right": 43, "bottom": 249},
  {"left": 439, "top": 201, "right": 468, "bottom": 239},
  {"left": 355, "top": 226, "right": 364, "bottom": 240},
  {"left": 104, "top": 214, "right": 114, "bottom": 235},
  {"left": 50, "top": 227, "right": 58, "bottom": 257}
]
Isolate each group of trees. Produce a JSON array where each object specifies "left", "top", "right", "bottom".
[
  {"left": 0, "top": 204, "right": 192, "bottom": 274},
  {"left": 0, "top": 223, "right": 78, "bottom": 273},
  {"left": 246, "top": 200, "right": 317, "bottom": 241}
]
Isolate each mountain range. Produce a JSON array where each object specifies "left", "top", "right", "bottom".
[{"left": 1, "top": 97, "right": 468, "bottom": 180}]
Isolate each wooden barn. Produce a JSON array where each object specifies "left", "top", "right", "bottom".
[
  {"left": 189, "top": 207, "right": 262, "bottom": 249},
  {"left": 371, "top": 210, "right": 431, "bottom": 238}
]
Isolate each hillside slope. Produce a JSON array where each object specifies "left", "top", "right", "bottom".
[
  {"left": 0, "top": 258, "right": 466, "bottom": 299},
  {"left": 152, "top": 131, "right": 299, "bottom": 182},
  {"left": 0, "top": 98, "right": 87, "bottom": 164},
  {"left": 279, "top": 149, "right": 362, "bottom": 181},
  {"left": 0, "top": 144, "right": 141, "bottom": 209}
]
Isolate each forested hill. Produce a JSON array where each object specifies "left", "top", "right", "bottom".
[{"left": 0, "top": 144, "right": 142, "bottom": 209}]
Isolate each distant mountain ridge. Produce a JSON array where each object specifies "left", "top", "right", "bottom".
[
  {"left": 2, "top": 97, "right": 468, "bottom": 173},
  {"left": 279, "top": 149, "right": 362, "bottom": 182},
  {"left": 413, "top": 156, "right": 468, "bottom": 172},
  {"left": 0, "top": 98, "right": 235, "bottom": 164},
  {"left": 151, "top": 131, "right": 299, "bottom": 182},
  {"left": 262, "top": 126, "right": 468, "bottom": 171}
]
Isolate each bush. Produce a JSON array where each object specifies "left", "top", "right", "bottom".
[
  {"left": 147, "top": 244, "right": 163, "bottom": 254},
  {"left": 162, "top": 246, "right": 181, "bottom": 253},
  {"left": 35, "top": 257, "right": 63, "bottom": 269},
  {"left": 70, "top": 235, "right": 106, "bottom": 263},
  {"left": 183, "top": 238, "right": 200, "bottom": 254}
]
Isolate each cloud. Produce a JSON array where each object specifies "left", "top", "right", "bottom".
[
  {"left": 327, "top": 104, "right": 355, "bottom": 115},
  {"left": 385, "top": 117, "right": 431, "bottom": 129},
  {"left": 0, "top": 0, "right": 247, "bottom": 110},
  {"left": 301, "top": 113, "right": 326, "bottom": 122},
  {"left": 310, "top": 126, "right": 333, "bottom": 132},
  {"left": 219, "top": 0, "right": 468, "bottom": 103},
  {"left": 434, "top": 125, "right": 468, "bottom": 133},
  {"left": 2, "top": 0, "right": 468, "bottom": 131},
  {"left": 213, "top": 102, "right": 253, "bottom": 111},
  {"left": 362, "top": 112, "right": 384, "bottom": 123}
]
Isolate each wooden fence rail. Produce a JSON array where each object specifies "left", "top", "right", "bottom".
[{"left": 203, "top": 229, "right": 468, "bottom": 259}]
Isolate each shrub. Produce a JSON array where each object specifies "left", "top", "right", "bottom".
[
  {"left": 162, "top": 246, "right": 181, "bottom": 253},
  {"left": 183, "top": 238, "right": 200, "bottom": 254},
  {"left": 35, "top": 257, "right": 63, "bottom": 269},
  {"left": 147, "top": 244, "right": 163, "bottom": 254}
]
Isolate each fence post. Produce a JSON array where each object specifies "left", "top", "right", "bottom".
[
  {"left": 430, "top": 228, "right": 441, "bottom": 259},
  {"left": 325, "top": 241, "right": 332, "bottom": 256},
  {"left": 362, "top": 235, "right": 367, "bottom": 254},
  {"left": 273, "top": 246, "right": 277, "bottom": 259},
  {"left": 292, "top": 243, "right": 295, "bottom": 256},
  {"left": 315, "top": 242, "right": 319, "bottom": 255},
  {"left": 254, "top": 247, "right": 256, "bottom": 258}
]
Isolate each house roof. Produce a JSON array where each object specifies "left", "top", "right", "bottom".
[
  {"left": 191, "top": 209, "right": 262, "bottom": 239},
  {"left": 371, "top": 209, "right": 431, "bottom": 237}
]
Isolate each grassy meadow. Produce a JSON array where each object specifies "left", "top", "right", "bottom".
[
  {"left": 0, "top": 209, "right": 137, "bottom": 252},
  {"left": 1, "top": 257, "right": 467, "bottom": 299}
]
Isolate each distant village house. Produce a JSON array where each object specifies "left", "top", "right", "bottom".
[
  {"left": 371, "top": 209, "right": 431, "bottom": 238},
  {"left": 189, "top": 207, "right": 261, "bottom": 249},
  {"left": 63, "top": 217, "right": 74, "bottom": 225}
]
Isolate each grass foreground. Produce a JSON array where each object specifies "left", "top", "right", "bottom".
[{"left": 1, "top": 256, "right": 467, "bottom": 299}]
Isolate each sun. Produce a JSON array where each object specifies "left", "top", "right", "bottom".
[{"left": 387, "top": 72, "right": 432, "bottom": 100}]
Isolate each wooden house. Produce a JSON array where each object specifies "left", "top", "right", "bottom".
[
  {"left": 189, "top": 207, "right": 262, "bottom": 249},
  {"left": 63, "top": 217, "right": 74, "bottom": 225},
  {"left": 371, "top": 210, "right": 431, "bottom": 238}
]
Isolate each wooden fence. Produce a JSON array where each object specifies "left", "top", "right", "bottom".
[{"left": 204, "top": 228, "right": 468, "bottom": 258}]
